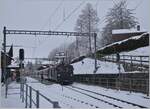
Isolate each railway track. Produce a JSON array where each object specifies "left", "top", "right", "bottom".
[
  {"left": 65, "top": 86, "right": 122, "bottom": 108},
  {"left": 37, "top": 78, "right": 148, "bottom": 108},
  {"left": 65, "top": 85, "right": 147, "bottom": 108},
  {"left": 60, "top": 93, "right": 100, "bottom": 108}
]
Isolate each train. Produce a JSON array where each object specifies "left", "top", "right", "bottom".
[{"left": 36, "top": 63, "right": 74, "bottom": 85}]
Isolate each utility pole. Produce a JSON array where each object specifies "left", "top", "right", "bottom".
[
  {"left": 94, "top": 33, "right": 97, "bottom": 73},
  {"left": 88, "top": 8, "right": 92, "bottom": 53},
  {"left": 76, "top": 37, "right": 79, "bottom": 57},
  {"left": 120, "top": 7, "right": 123, "bottom": 29},
  {"left": 3, "top": 26, "right": 7, "bottom": 98}
]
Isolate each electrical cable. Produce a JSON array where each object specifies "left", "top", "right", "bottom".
[
  {"left": 38, "top": 0, "right": 86, "bottom": 48},
  {"left": 36, "top": 0, "right": 65, "bottom": 50},
  {"left": 40, "top": 0, "right": 65, "bottom": 31},
  {"left": 54, "top": 0, "right": 86, "bottom": 30}
]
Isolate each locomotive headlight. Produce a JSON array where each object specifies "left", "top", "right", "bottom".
[{"left": 58, "top": 74, "right": 61, "bottom": 77}]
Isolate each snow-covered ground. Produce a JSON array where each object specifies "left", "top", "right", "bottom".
[
  {"left": 120, "top": 46, "right": 150, "bottom": 56},
  {"left": 72, "top": 83, "right": 150, "bottom": 108},
  {"left": 1, "top": 82, "right": 24, "bottom": 108},
  {"left": 72, "top": 58, "right": 124, "bottom": 74},
  {"left": 1, "top": 77, "right": 150, "bottom": 108}
]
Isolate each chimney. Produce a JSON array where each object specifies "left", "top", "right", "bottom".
[{"left": 137, "top": 25, "right": 140, "bottom": 31}]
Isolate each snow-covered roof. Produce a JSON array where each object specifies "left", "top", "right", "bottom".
[
  {"left": 7, "top": 64, "right": 19, "bottom": 69},
  {"left": 98, "top": 33, "right": 149, "bottom": 52},
  {"left": 112, "top": 29, "right": 147, "bottom": 35},
  {"left": 1, "top": 51, "right": 14, "bottom": 60},
  {"left": 71, "top": 55, "right": 86, "bottom": 63}
]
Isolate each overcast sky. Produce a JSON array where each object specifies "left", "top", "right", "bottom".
[{"left": 0, "top": 0, "right": 149, "bottom": 59}]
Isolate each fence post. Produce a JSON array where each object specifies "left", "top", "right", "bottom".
[
  {"left": 36, "top": 90, "right": 39, "bottom": 108},
  {"left": 106, "top": 79, "right": 108, "bottom": 89},
  {"left": 22, "top": 83, "right": 24, "bottom": 102},
  {"left": 116, "top": 78, "right": 119, "bottom": 91},
  {"left": 29, "top": 86, "right": 32, "bottom": 108},
  {"left": 131, "top": 56, "right": 133, "bottom": 71},
  {"left": 147, "top": 79, "right": 149, "bottom": 96},
  {"left": 99, "top": 78, "right": 101, "bottom": 86},
  {"left": 25, "top": 85, "right": 28, "bottom": 108},
  {"left": 20, "top": 81, "right": 22, "bottom": 99},
  {"left": 140, "top": 56, "right": 142, "bottom": 70},
  {"left": 53, "top": 102, "right": 60, "bottom": 108},
  {"left": 129, "top": 79, "right": 132, "bottom": 93}
]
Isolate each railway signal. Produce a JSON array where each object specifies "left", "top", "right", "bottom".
[{"left": 19, "top": 49, "right": 24, "bottom": 61}]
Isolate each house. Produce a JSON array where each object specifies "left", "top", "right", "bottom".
[
  {"left": 112, "top": 25, "right": 147, "bottom": 42},
  {"left": 1, "top": 45, "right": 14, "bottom": 82}
]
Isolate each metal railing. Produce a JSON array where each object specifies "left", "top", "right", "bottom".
[
  {"left": 100, "top": 55, "right": 149, "bottom": 66},
  {"left": 20, "top": 79, "right": 60, "bottom": 108}
]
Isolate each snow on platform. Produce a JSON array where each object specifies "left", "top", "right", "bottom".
[
  {"left": 0, "top": 82, "right": 24, "bottom": 108},
  {"left": 72, "top": 58, "right": 124, "bottom": 74}
]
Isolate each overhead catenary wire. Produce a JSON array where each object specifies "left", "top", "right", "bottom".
[
  {"left": 40, "top": 0, "right": 65, "bottom": 31},
  {"left": 35, "top": 0, "right": 65, "bottom": 50},
  {"left": 38, "top": 0, "right": 86, "bottom": 48},
  {"left": 132, "top": 0, "right": 143, "bottom": 10},
  {"left": 54, "top": 0, "right": 86, "bottom": 30}
]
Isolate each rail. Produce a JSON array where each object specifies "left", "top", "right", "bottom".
[{"left": 20, "top": 79, "right": 60, "bottom": 108}]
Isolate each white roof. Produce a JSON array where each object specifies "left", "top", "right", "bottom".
[
  {"left": 112, "top": 29, "right": 147, "bottom": 34},
  {"left": 98, "top": 33, "right": 149, "bottom": 51},
  {"left": 7, "top": 64, "right": 19, "bottom": 68}
]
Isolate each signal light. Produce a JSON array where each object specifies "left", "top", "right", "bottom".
[{"left": 19, "top": 49, "right": 24, "bottom": 60}]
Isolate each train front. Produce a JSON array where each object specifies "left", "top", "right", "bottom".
[{"left": 57, "top": 64, "right": 74, "bottom": 85}]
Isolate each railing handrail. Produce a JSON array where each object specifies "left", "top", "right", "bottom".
[
  {"left": 20, "top": 80, "right": 60, "bottom": 108},
  {"left": 100, "top": 55, "right": 149, "bottom": 65}
]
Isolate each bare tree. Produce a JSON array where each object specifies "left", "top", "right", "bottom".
[
  {"left": 48, "top": 3, "right": 99, "bottom": 61},
  {"left": 75, "top": 3, "right": 99, "bottom": 54},
  {"left": 101, "top": 0, "right": 138, "bottom": 46}
]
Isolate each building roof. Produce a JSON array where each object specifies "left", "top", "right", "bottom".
[
  {"left": 1, "top": 51, "right": 14, "bottom": 60},
  {"left": 7, "top": 64, "right": 20, "bottom": 69},
  {"left": 112, "top": 29, "right": 147, "bottom": 35},
  {"left": 97, "top": 33, "right": 149, "bottom": 55}
]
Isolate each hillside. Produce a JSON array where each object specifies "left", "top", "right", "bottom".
[{"left": 72, "top": 58, "right": 124, "bottom": 74}]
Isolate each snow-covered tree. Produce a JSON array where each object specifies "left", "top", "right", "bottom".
[
  {"left": 75, "top": 3, "right": 99, "bottom": 54},
  {"left": 101, "top": 0, "right": 138, "bottom": 46}
]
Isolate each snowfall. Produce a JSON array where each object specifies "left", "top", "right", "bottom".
[
  {"left": 1, "top": 45, "right": 149, "bottom": 108},
  {"left": 1, "top": 77, "right": 150, "bottom": 108}
]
